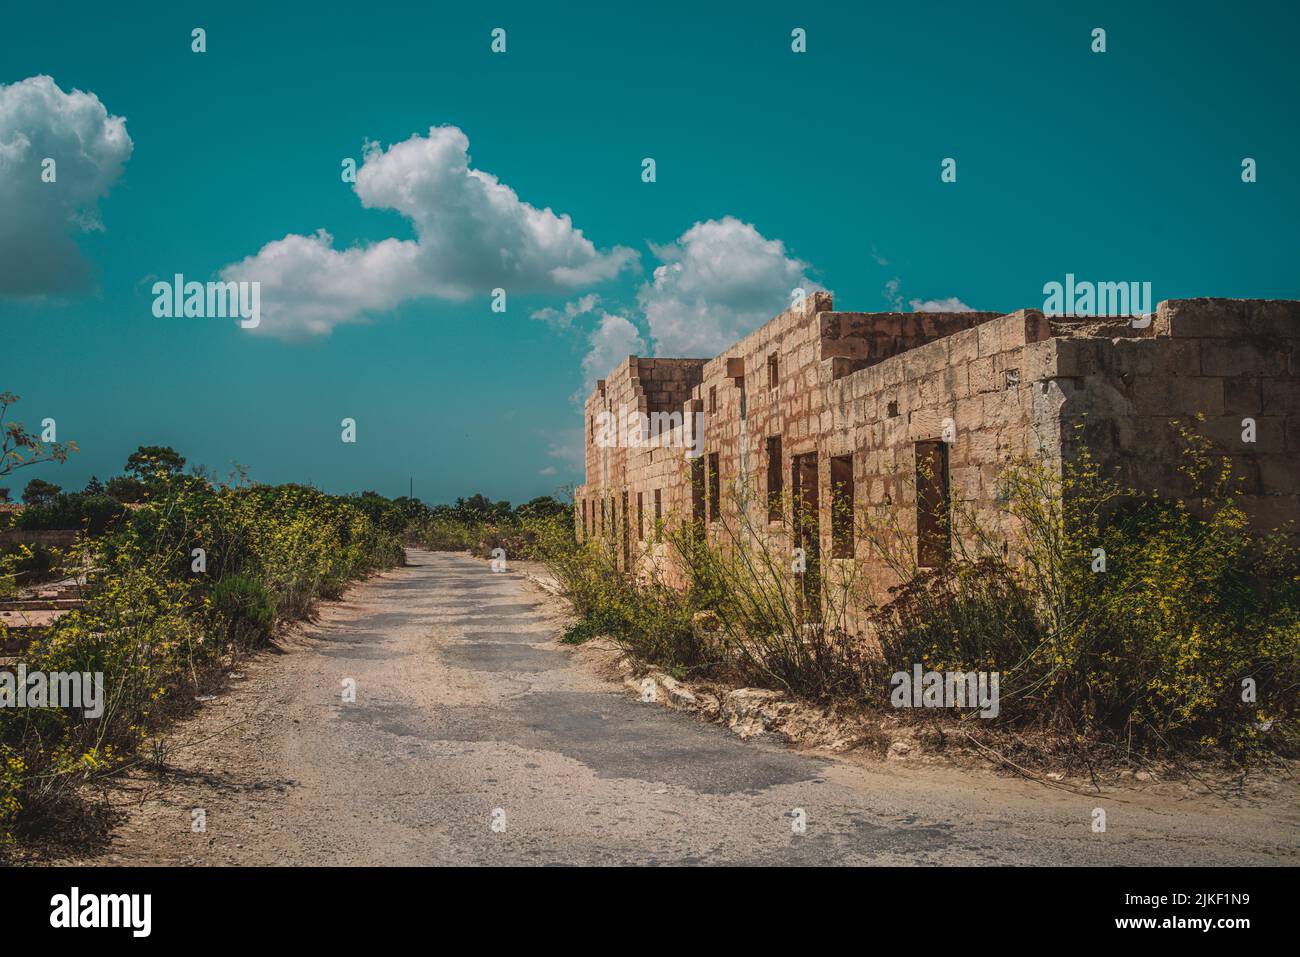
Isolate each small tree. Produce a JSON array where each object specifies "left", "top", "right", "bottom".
[
  {"left": 21, "top": 478, "right": 61, "bottom": 507},
  {"left": 517, "top": 495, "right": 569, "bottom": 520},
  {"left": 453, "top": 494, "right": 512, "bottom": 522},
  {"left": 125, "top": 445, "right": 186, "bottom": 482},
  {"left": 105, "top": 475, "right": 148, "bottom": 503}
]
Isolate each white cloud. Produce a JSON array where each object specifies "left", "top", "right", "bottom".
[
  {"left": 909, "top": 296, "right": 976, "bottom": 312},
  {"left": 222, "top": 126, "right": 637, "bottom": 339},
  {"left": 638, "top": 216, "right": 817, "bottom": 357},
  {"left": 883, "top": 277, "right": 903, "bottom": 309},
  {"left": 538, "top": 465, "right": 558, "bottom": 476},
  {"left": 542, "top": 429, "right": 585, "bottom": 470},
  {"left": 580, "top": 313, "right": 646, "bottom": 391},
  {"left": 883, "top": 276, "right": 974, "bottom": 314},
  {"left": 531, "top": 292, "right": 600, "bottom": 329},
  {"left": 0, "top": 76, "right": 132, "bottom": 296}
]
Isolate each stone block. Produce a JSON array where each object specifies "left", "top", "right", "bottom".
[
  {"left": 1262, "top": 379, "right": 1300, "bottom": 415},
  {"left": 1155, "top": 298, "right": 1300, "bottom": 339},
  {"left": 1217, "top": 374, "right": 1263, "bottom": 414},
  {"left": 977, "top": 320, "right": 1002, "bottom": 358},
  {"left": 1200, "top": 339, "right": 1290, "bottom": 377},
  {"left": 1131, "top": 376, "right": 1225, "bottom": 416},
  {"left": 969, "top": 356, "right": 998, "bottom": 393}
]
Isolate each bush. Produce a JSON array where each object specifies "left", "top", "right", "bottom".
[
  {"left": 862, "top": 425, "right": 1300, "bottom": 757},
  {"left": 539, "top": 423, "right": 1298, "bottom": 760},
  {"left": 412, "top": 499, "right": 574, "bottom": 563},
  {"left": 416, "top": 517, "right": 482, "bottom": 552},
  {"left": 1, "top": 543, "right": 57, "bottom": 588},
  {"left": 104, "top": 476, "right": 147, "bottom": 503},
  {"left": 211, "top": 573, "right": 277, "bottom": 647},
  {"left": 16, "top": 492, "right": 125, "bottom": 534},
  {"left": 540, "top": 504, "right": 835, "bottom": 689},
  {"left": 0, "top": 472, "right": 406, "bottom": 850}
]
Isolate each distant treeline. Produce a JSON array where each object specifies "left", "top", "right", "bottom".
[{"left": 1, "top": 449, "right": 572, "bottom": 538}]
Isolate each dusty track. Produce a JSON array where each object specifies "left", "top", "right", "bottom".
[{"left": 71, "top": 549, "right": 1299, "bottom": 866}]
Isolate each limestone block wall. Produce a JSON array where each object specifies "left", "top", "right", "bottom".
[
  {"left": 577, "top": 355, "right": 705, "bottom": 572},
  {"left": 575, "top": 295, "right": 1300, "bottom": 610},
  {"left": 1046, "top": 298, "right": 1300, "bottom": 531}
]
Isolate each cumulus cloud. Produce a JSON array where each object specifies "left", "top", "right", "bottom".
[
  {"left": 223, "top": 126, "right": 637, "bottom": 339},
  {"left": 638, "top": 216, "right": 818, "bottom": 357},
  {"left": 569, "top": 217, "right": 819, "bottom": 394},
  {"left": 580, "top": 313, "right": 646, "bottom": 389},
  {"left": 0, "top": 75, "right": 132, "bottom": 296},
  {"left": 531, "top": 292, "right": 600, "bottom": 330},
  {"left": 909, "top": 296, "right": 976, "bottom": 312}
]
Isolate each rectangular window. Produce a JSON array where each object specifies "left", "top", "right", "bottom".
[
  {"left": 766, "top": 436, "right": 783, "bottom": 523},
  {"left": 709, "top": 385, "right": 717, "bottom": 414},
  {"left": 654, "top": 489, "right": 662, "bottom": 542},
  {"left": 600, "top": 498, "right": 606, "bottom": 535},
  {"left": 767, "top": 352, "right": 779, "bottom": 389},
  {"left": 915, "top": 441, "right": 951, "bottom": 567},
  {"left": 581, "top": 500, "right": 588, "bottom": 538},
  {"left": 621, "top": 490, "right": 630, "bottom": 568},
  {"left": 690, "top": 457, "right": 706, "bottom": 539},
  {"left": 791, "top": 452, "right": 821, "bottom": 621},
  {"left": 636, "top": 492, "right": 644, "bottom": 541},
  {"left": 830, "top": 454, "right": 854, "bottom": 559},
  {"left": 707, "top": 452, "right": 721, "bottom": 522}
]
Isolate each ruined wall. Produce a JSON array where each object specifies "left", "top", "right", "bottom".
[
  {"left": 575, "top": 295, "right": 1300, "bottom": 609},
  {"left": 1043, "top": 298, "right": 1300, "bottom": 530},
  {"left": 812, "top": 309, "right": 1062, "bottom": 597},
  {"left": 578, "top": 355, "right": 705, "bottom": 572}
]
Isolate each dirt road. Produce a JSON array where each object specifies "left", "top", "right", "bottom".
[{"left": 75, "top": 549, "right": 1299, "bottom": 866}]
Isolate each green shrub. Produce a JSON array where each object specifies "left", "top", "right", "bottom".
[
  {"left": 0, "top": 473, "right": 406, "bottom": 850},
  {"left": 862, "top": 425, "right": 1300, "bottom": 756},
  {"left": 543, "top": 520, "right": 744, "bottom": 683},
  {"left": 3, "top": 542, "right": 57, "bottom": 584},
  {"left": 415, "top": 517, "right": 482, "bottom": 551},
  {"left": 16, "top": 492, "right": 124, "bottom": 534},
  {"left": 539, "top": 423, "right": 1298, "bottom": 760},
  {"left": 211, "top": 573, "right": 277, "bottom": 647}
]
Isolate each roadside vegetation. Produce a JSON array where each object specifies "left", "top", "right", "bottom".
[
  {"left": 409, "top": 492, "right": 573, "bottom": 561},
  {"left": 544, "top": 422, "right": 1299, "bottom": 767},
  {"left": 1, "top": 396, "right": 409, "bottom": 853},
  {"left": 3, "top": 377, "right": 1294, "bottom": 850}
]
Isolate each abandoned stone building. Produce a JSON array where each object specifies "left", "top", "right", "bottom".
[{"left": 574, "top": 293, "right": 1299, "bottom": 604}]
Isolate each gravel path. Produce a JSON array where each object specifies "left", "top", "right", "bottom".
[{"left": 72, "top": 549, "right": 1299, "bottom": 866}]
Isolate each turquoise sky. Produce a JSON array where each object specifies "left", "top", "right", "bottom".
[{"left": 2, "top": 0, "right": 1296, "bottom": 504}]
